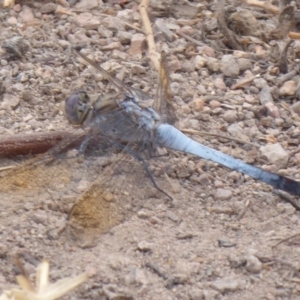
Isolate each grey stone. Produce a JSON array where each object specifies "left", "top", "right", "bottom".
[
  {"left": 221, "top": 55, "right": 240, "bottom": 77},
  {"left": 210, "top": 277, "right": 246, "bottom": 293},
  {"left": 246, "top": 255, "right": 262, "bottom": 274},
  {"left": 223, "top": 110, "right": 237, "bottom": 123},
  {"left": 214, "top": 189, "right": 232, "bottom": 201}
]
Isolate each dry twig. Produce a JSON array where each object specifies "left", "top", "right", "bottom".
[
  {"left": 231, "top": 75, "right": 259, "bottom": 90},
  {"left": 139, "top": 0, "right": 160, "bottom": 72},
  {"left": 216, "top": 0, "right": 243, "bottom": 50},
  {"left": 176, "top": 32, "right": 205, "bottom": 47},
  {"left": 237, "top": 199, "right": 251, "bottom": 220},
  {"left": 0, "top": 259, "right": 87, "bottom": 300},
  {"left": 272, "top": 232, "right": 300, "bottom": 248},
  {"left": 3, "top": 0, "right": 15, "bottom": 8},
  {"left": 288, "top": 32, "right": 300, "bottom": 39},
  {"left": 243, "top": 0, "right": 279, "bottom": 14},
  {"left": 278, "top": 40, "right": 294, "bottom": 74},
  {"left": 0, "top": 131, "right": 75, "bottom": 158}
]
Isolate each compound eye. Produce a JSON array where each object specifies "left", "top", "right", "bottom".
[{"left": 65, "top": 91, "right": 91, "bottom": 125}]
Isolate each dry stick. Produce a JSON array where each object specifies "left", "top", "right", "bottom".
[
  {"left": 272, "top": 232, "right": 300, "bottom": 248},
  {"left": 139, "top": 0, "right": 160, "bottom": 72},
  {"left": 278, "top": 40, "right": 294, "bottom": 74},
  {"left": 216, "top": 0, "right": 243, "bottom": 50},
  {"left": 99, "top": 14, "right": 144, "bottom": 33},
  {"left": 181, "top": 128, "right": 260, "bottom": 148},
  {"left": 277, "top": 69, "right": 297, "bottom": 86},
  {"left": 243, "top": 0, "right": 279, "bottom": 14},
  {"left": 0, "top": 165, "right": 15, "bottom": 172},
  {"left": 237, "top": 199, "right": 251, "bottom": 220},
  {"left": 231, "top": 75, "right": 259, "bottom": 90},
  {"left": 289, "top": 32, "right": 300, "bottom": 39},
  {"left": 145, "top": 262, "right": 168, "bottom": 280},
  {"left": 177, "top": 31, "right": 206, "bottom": 47},
  {"left": 3, "top": 0, "right": 15, "bottom": 7},
  {"left": 0, "top": 131, "right": 74, "bottom": 158}
]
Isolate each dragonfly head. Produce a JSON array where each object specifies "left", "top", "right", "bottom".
[{"left": 64, "top": 91, "right": 94, "bottom": 125}]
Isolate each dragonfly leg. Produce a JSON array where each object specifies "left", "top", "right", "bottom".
[{"left": 78, "top": 136, "right": 91, "bottom": 155}]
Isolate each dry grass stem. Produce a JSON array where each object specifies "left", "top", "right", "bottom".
[
  {"left": 0, "top": 260, "right": 87, "bottom": 300},
  {"left": 243, "top": 0, "right": 279, "bottom": 14},
  {"left": 3, "top": 0, "right": 15, "bottom": 8},
  {"left": 139, "top": 0, "right": 160, "bottom": 72}
]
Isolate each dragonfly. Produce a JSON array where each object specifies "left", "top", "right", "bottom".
[
  {"left": 66, "top": 49, "right": 300, "bottom": 197},
  {"left": 1, "top": 48, "right": 300, "bottom": 248}
]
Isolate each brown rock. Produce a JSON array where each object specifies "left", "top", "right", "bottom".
[
  {"left": 291, "top": 101, "right": 300, "bottom": 115},
  {"left": 244, "top": 94, "right": 257, "bottom": 104},
  {"left": 176, "top": 25, "right": 196, "bottom": 36},
  {"left": 246, "top": 255, "right": 262, "bottom": 274},
  {"left": 198, "top": 46, "right": 215, "bottom": 57},
  {"left": 102, "top": 42, "right": 122, "bottom": 51},
  {"left": 19, "top": 6, "right": 35, "bottom": 23},
  {"left": 295, "top": 153, "right": 300, "bottom": 165},
  {"left": 279, "top": 80, "right": 297, "bottom": 96},
  {"left": 74, "top": 12, "right": 101, "bottom": 30},
  {"left": 214, "top": 77, "right": 227, "bottom": 91},
  {"left": 7, "top": 17, "right": 17, "bottom": 24},
  {"left": 181, "top": 104, "right": 191, "bottom": 114},
  {"left": 74, "top": 0, "right": 100, "bottom": 10},
  {"left": 211, "top": 277, "right": 246, "bottom": 293},
  {"left": 221, "top": 55, "right": 240, "bottom": 77},
  {"left": 254, "top": 45, "right": 266, "bottom": 56},
  {"left": 214, "top": 189, "right": 232, "bottom": 200},
  {"left": 1, "top": 93, "right": 20, "bottom": 109},
  {"left": 102, "top": 16, "right": 125, "bottom": 31},
  {"left": 128, "top": 33, "right": 146, "bottom": 57},
  {"left": 265, "top": 102, "right": 280, "bottom": 118},
  {"left": 13, "top": 4, "right": 22, "bottom": 12},
  {"left": 209, "top": 100, "right": 221, "bottom": 109},
  {"left": 138, "top": 241, "right": 153, "bottom": 252},
  {"left": 194, "top": 55, "right": 207, "bottom": 69},
  {"left": 260, "top": 143, "right": 288, "bottom": 167},
  {"left": 40, "top": 3, "right": 57, "bottom": 14},
  {"left": 223, "top": 110, "right": 237, "bottom": 123},
  {"left": 154, "top": 18, "right": 174, "bottom": 42},
  {"left": 206, "top": 57, "right": 221, "bottom": 72},
  {"left": 190, "top": 98, "right": 204, "bottom": 111}
]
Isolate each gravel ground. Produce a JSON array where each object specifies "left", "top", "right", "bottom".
[{"left": 1, "top": 0, "right": 300, "bottom": 299}]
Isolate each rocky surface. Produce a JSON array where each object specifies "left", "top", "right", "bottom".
[{"left": 1, "top": 0, "right": 300, "bottom": 299}]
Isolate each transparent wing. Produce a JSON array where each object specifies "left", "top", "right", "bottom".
[
  {"left": 74, "top": 49, "right": 151, "bottom": 102},
  {"left": 66, "top": 149, "right": 170, "bottom": 248},
  {"left": 0, "top": 117, "right": 172, "bottom": 248},
  {"left": 153, "top": 51, "right": 177, "bottom": 124}
]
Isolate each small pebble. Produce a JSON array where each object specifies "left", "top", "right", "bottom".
[
  {"left": 223, "top": 110, "right": 237, "bottom": 123},
  {"left": 210, "top": 277, "right": 246, "bottom": 293},
  {"left": 279, "top": 80, "right": 296, "bottom": 96},
  {"left": 246, "top": 255, "right": 262, "bottom": 274},
  {"left": 137, "top": 241, "right": 153, "bottom": 252},
  {"left": 260, "top": 143, "right": 288, "bottom": 167},
  {"left": 190, "top": 98, "right": 204, "bottom": 111},
  {"left": 221, "top": 55, "right": 240, "bottom": 77},
  {"left": 214, "top": 188, "right": 232, "bottom": 201},
  {"left": 194, "top": 55, "right": 207, "bottom": 69}
]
